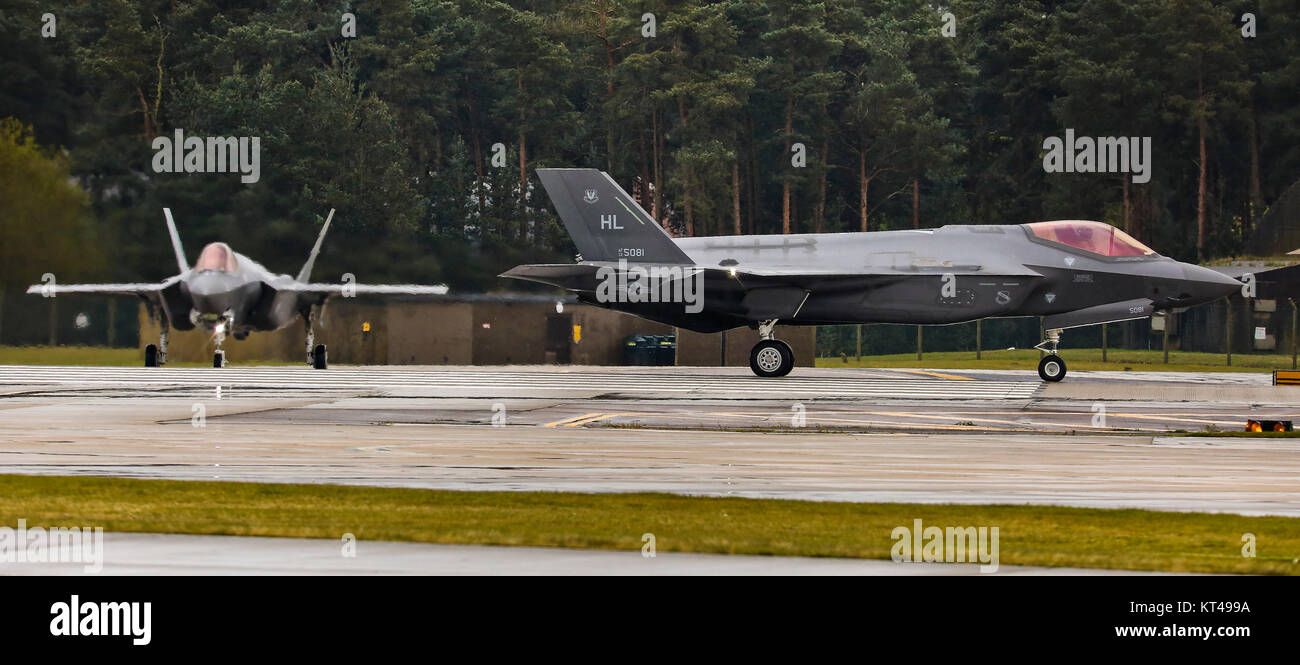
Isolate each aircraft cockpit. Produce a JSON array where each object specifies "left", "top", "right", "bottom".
[
  {"left": 194, "top": 242, "right": 239, "bottom": 272},
  {"left": 1024, "top": 220, "right": 1155, "bottom": 258}
]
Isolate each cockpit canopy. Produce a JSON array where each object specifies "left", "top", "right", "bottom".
[
  {"left": 194, "top": 242, "right": 238, "bottom": 272},
  {"left": 1024, "top": 220, "right": 1155, "bottom": 257}
]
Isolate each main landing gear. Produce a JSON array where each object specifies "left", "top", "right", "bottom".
[
  {"left": 749, "top": 319, "right": 794, "bottom": 378},
  {"left": 305, "top": 308, "right": 327, "bottom": 369},
  {"left": 144, "top": 316, "right": 168, "bottom": 367},
  {"left": 1034, "top": 327, "right": 1067, "bottom": 382}
]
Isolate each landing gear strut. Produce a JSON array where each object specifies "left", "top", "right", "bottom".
[
  {"left": 749, "top": 319, "right": 794, "bottom": 378},
  {"left": 145, "top": 316, "right": 168, "bottom": 367},
  {"left": 212, "top": 311, "right": 233, "bottom": 368},
  {"left": 305, "top": 307, "right": 327, "bottom": 369},
  {"left": 1034, "top": 328, "right": 1066, "bottom": 382}
]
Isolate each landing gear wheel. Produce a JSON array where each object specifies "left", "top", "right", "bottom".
[
  {"left": 772, "top": 340, "right": 794, "bottom": 377},
  {"left": 1038, "top": 354, "right": 1066, "bottom": 382},
  {"left": 213, "top": 350, "right": 226, "bottom": 368},
  {"left": 750, "top": 340, "right": 794, "bottom": 378},
  {"left": 312, "top": 344, "right": 328, "bottom": 370},
  {"left": 145, "top": 344, "right": 158, "bottom": 367}
]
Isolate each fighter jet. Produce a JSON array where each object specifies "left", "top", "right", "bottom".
[
  {"left": 28, "top": 209, "right": 448, "bottom": 368},
  {"left": 503, "top": 168, "right": 1244, "bottom": 381}
]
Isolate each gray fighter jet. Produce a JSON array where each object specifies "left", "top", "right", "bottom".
[
  {"left": 28, "top": 208, "right": 448, "bottom": 368},
  {"left": 504, "top": 168, "right": 1243, "bottom": 381}
]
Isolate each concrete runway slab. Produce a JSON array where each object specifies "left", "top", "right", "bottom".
[
  {"left": 2, "top": 365, "right": 1299, "bottom": 516},
  {"left": 0, "top": 532, "right": 1166, "bottom": 576}
]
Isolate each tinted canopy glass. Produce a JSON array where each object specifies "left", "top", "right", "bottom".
[
  {"left": 194, "top": 242, "right": 238, "bottom": 272},
  {"left": 1025, "top": 221, "right": 1154, "bottom": 257}
]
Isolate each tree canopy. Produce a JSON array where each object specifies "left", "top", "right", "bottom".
[{"left": 2, "top": 0, "right": 1297, "bottom": 302}]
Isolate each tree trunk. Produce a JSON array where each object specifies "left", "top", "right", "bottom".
[
  {"left": 858, "top": 152, "right": 869, "bottom": 232},
  {"left": 911, "top": 177, "right": 920, "bottom": 229},
  {"left": 1122, "top": 178, "right": 1130, "bottom": 233},
  {"left": 518, "top": 73, "right": 528, "bottom": 238},
  {"left": 815, "top": 141, "right": 828, "bottom": 233},
  {"left": 732, "top": 161, "right": 742, "bottom": 235},
  {"left": 652, "top": 108, "right": 662, "bottom": 224},
  {"left": 782, "top": 102, "right": 792, "bottom": 234},
  {"left": 1196, "top": 73, "right": 1208, "bottom": 262},
  {"left": 678, "top": 98, "right": 694, "bottom": 236},
  {"left": 1249, "top": 102, "right": 1262, "bottom": 231}
]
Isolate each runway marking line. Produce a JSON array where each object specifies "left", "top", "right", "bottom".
[
  {"left": 884, "top": 369, "right": 975, "bottom": 381},
  {"left": 542, "top": 413, "right": 606, "bottom": 428}
]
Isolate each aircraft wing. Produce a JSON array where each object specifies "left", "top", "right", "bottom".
[
  {"left": 279, "top": 283, "right": 450, "bottom": 295},
  {"left": 25, "top": 279, "right": 179, "bottom": 298}
]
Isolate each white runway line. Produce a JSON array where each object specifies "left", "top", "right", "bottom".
[
  {"left": 0, "top": 365, "right": 1040, "bottom": 400},
  {"left": 0, "top": 532, "right": 1168, "bottom": 576}
]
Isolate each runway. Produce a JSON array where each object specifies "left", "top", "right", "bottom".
[
  {"left": 0, "top": 532, "right": 1165, "bottom": 576},
  {"left": 2, "top": 364, "right": 1299, "bottom": 516}
]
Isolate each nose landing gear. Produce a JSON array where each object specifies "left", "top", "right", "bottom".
[
  {"left": 748, "top": 319, "right": 794, "bottom": 377},
  {"left": 1034, "top": 328, "right": 1066, "bottom": 382}
]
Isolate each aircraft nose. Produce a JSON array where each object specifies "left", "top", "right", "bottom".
[
  {"left": 187, "top": 271, "right": 240, "bottom": 311},
  {"left": 1181, "top": 265, "right": 1243, "bottom": 301}
]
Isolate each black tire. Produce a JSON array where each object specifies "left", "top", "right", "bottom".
[
  {"left": 750, "top": 340, "right": 793, "bottom": 378},
  {"left": 1038, "top": 354, "right": 1066, "bottom": 382},
  {"left": 144, "top": 344, "right": 158, "bottom": 367},
  {"left": 772, "top": 339, "right": 795, "bottom": 377},
  {"left": 313, "top": 344, "right": 328, "bottom": 370},
  {"left": 213, "top": 351, "right": 224, "bottom": 368}
]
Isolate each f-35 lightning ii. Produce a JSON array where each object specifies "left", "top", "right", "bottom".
[
  {"left": 504, "top": 168, "right": 1243, "bottom": 382},
  {"left": 28, "top": 209, "right": 448, "bottom": 368}
]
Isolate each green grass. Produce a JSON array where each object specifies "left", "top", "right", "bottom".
[
  {"left": 0, "top": 345, "right": 142, "bottom": 366},
  {"left": 0, "top": 345, "right": 295, "bottom": 367},
  {"left": 818, "top": 348, "right": 1295, "bottom": 373},
  {"left": 1, "top": 474, "right": 1296, "bottom": 574}
]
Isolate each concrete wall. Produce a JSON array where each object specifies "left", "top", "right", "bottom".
[{"left": 139, "top": 300, "right": 811, "bottom": 367}]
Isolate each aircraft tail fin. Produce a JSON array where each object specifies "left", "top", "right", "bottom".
[
  {"left": 163, "top": 208, "right": 189, "bottom": 273},
  {"left": 536, "top": 168, "right": 693, "bottom": 265},
  {"left": 297, "top": 208, "right": 335, "bottom": 283}
]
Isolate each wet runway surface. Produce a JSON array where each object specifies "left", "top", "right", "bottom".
[
  {"left": 2, "top": 364, "right": 1299, "bottom": 516},
  {"left": 0, "top": 532, "right": 1166, "bottom": 576}
]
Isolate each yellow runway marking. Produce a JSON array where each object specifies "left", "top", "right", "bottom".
[
  {"left": 542, "top": 413, "right": 604, "bottom": 428},
  {"left": 543, "top": 413, "right": 626, "bottom": 427},
  {"left": 884, "top": 369, "right": 974, "bottom": 381}
]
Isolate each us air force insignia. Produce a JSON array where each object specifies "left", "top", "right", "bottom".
[
  {"left": 996, "top": 290, "right": 1011, "bottom": 305},
  {"left": 583, "top": 189, "right": 599, "bottom": 204}
]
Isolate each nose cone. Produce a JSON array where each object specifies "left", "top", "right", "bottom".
[
  {"left": 186, "top": 271, "right": 242, "bottom": 313},
  {"left": 1181, "top": 264, "right": 1243, "bottom": 302}
]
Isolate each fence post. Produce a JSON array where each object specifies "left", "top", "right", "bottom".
[
  {"left": 976, "top": 320, "right": 982, "bottom": 360},
  {"left": 1101, "top": 322, "right": 1107, "bottom": 362},
  {"left": 1226, "top": 298, "right": 1233, "bottom": 367},
  {"left": 916, "top": 325, "right": 923, "bottom": 361},
  {"left": 1162, "top": 313, "right": 1170, "bottom": 364},
  {"left": 855, "top": 324, "right": 862, "bottom": 363},
  {"left": 1291, "top": 298, "right": 1297, "bottom": 370}
]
